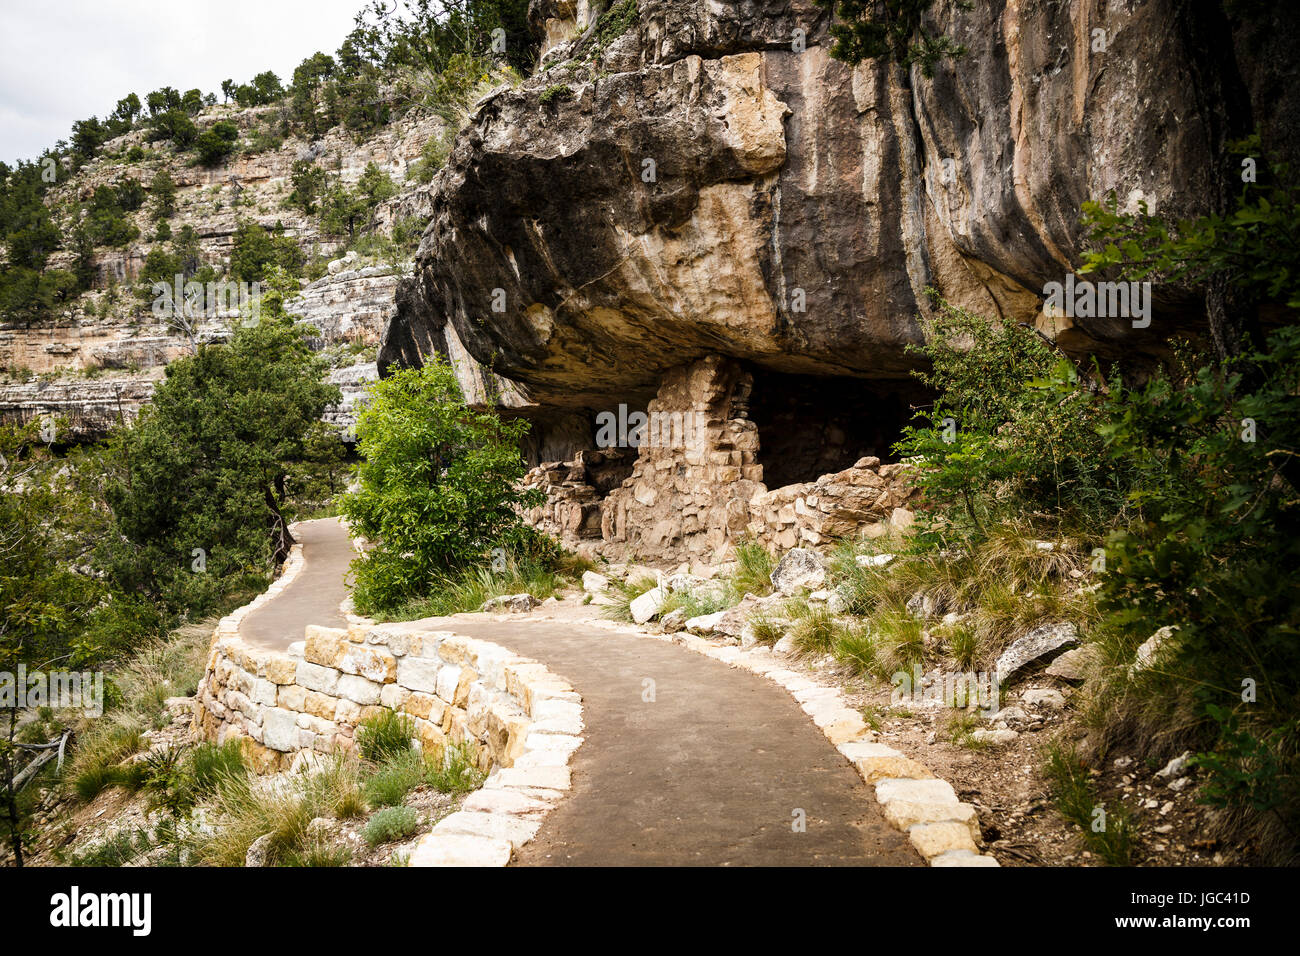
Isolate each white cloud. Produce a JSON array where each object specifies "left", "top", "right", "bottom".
[{"left": 0, "top": 0, "right": 364, "bottom": 164}]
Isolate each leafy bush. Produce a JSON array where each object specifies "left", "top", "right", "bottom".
[
  {"left": 539, "top": 84, "right": 573, "bottom": 108},
  {"left": 105, "top": 270, "right": 338, "bottom": 603},
  {"left": 84, "top": 184, "right": 140, "bottom": 247},
  {"left": 229, "top": 219, "right": 304, "bottom": 282},
  {"left": 341, "top": 358, "right": 543, "bottom": 613},
  {"left": 891, "top": 151, "right": 1300, "bottom": 860},
  {"left": 194, "top": 121, "right": 239, "bottom": 166},
  {"left": 898, "top": 295, "right": 1124, "bottom": 539}
]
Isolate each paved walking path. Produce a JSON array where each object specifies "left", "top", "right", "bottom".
[
  {"left": 240, "top": 517, "right": 354, "bottom": 650},
  {"left": 252, "top": 518, "right": 920, "bottom": 865}
]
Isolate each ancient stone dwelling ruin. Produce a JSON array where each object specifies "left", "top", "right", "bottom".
[{"left": 517, "top": 355, "right": 924, "bottom": 566}]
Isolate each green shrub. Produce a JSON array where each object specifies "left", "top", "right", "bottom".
[
  {"left": 194, "top": 121, "right": 239, "bottom": 166},
  {"left": 898, "top": 294, "right": 1123, "bottom": 540},
  {"left": 364, "top": 751, "right": 426, "bottom": 808},
  {"left": 539, "top": 84, "right": 573, "bottom": 108},
  {"left": 363, "top": 805, "right": 419, "bottom": 845},
  {"left": 341, "top": 359, "right": 544, "bottom": 613}
]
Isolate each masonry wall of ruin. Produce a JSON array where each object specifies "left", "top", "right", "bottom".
[{"left": 521, "top": 354, "right": 919, "bottom": 566}]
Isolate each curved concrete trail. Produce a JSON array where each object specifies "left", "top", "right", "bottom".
[
  {"left": 240, "top": 517, "right": 354, "bottom": 650},
  {"left": 262, "top": 518, "right": 920, "bottom": 866}
]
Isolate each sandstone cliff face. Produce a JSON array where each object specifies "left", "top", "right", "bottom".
[
  {"left": 385, "top": 0, "right": 1299, "bottom": 399},
  {"left": 380, "top": 0, "right": 1298, "bottom": 561}
]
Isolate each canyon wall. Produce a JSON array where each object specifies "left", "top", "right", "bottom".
[{"left": 0, "top": 102, "right": 444, "bottom": 437}]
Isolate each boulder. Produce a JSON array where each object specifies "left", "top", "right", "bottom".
[
  {"left": 906, "top": 590, "right": 943, "bottom": 620},
  {"left": 684, "top": 610, "right": 726, "bottom": 634},
  {"left": 970, "top": 728, "right": 1020, "bottom": 746},
  {"left": 629, "top": 586, "right": 666, "bottom": 624},
  {"left": 581, "top": 571, "right": 610, "bottom": 593},
  {"left": 1044, "top": 645, "right": 1099, "bottom": 681},
  {"left": 1021, "top": 688, "right": 1067, "bottom": 710},
  {"left": 665, "top": 573, "right": 704, "bottom": 592},
  {"left": 770, "top": 548, "right": 826, "bottom": 595},
  {"left": 994, "top": 623, "right": 1080, "bottom": 684},
  {"left": 1132, "top": 625, "right": 1179, "bottom": 673},
  {"left": 714, "top": 594, "right": 777, "bottom": 638},
  {"left": 481, "top": 593, "right": 540, "bottom": 613},
  {"left": 660, "top": 608, "right": 687, "bottom": 633},
  {"left": 1155, "top": 751, "right": 1193, "bottom": 779},
  {"left": 245, "top": 832, "right": 274, "bottom": 867}
]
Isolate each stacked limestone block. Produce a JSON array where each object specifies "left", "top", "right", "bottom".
[
  {"left": 746, "top": 456, "right": 918, "bottom": 550},
  {"left": 602, "top": 355, "right": 764, "bottom": 563},
  {"left": 193, "top": 617, "right": 580, "bottom": 777},
  {"left": 521, "top": 459, "right": 607, "bottom": 540}
]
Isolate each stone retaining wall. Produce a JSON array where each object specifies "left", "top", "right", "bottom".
[{"left": 193, "top": 579, "right": 582, "bottom": 779}]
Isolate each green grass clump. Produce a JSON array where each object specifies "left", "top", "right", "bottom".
[
  {"left": 747, "top": 615, "right": 785, "bottom": 646},
  {"left": 380, "top": 552, "right": 587, "bottom": 621},
  {"left": 188, "top": 741, "right": 247, "bottom": 796},
  {"left": 726, "top": 539, "right": 774, "bottom": 599},
  {"left": 356, "top": 710, "right": 416, "bottom": 763},
  {"left": 196, "top": 772, "right": 317, "bottom": 867},
  {"left": 284, "top": 839, "right": 352, "bottom": 867},
  {"left": 1044, "top": 742, "right": 1135, "bottom": 865},
  {"left": 425, "top": 741, "right": 486, "bottom": 794},
  {"left": 601, "top": 575, "right": 659, "bottom": 622}
]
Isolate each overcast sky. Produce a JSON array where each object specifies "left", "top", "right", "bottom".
[{"left": 0, "top": 0, "right": 365, "bottom": 164}]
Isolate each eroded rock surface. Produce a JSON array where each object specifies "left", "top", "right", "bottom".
[{"left": 384, "top": 1, "right": 1300, "bottom": 402}]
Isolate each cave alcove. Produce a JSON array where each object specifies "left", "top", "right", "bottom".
[{"left": 746, "top": 368, "right": 932, "bottom": 489}]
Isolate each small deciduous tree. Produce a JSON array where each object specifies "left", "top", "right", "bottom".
[{"left": 341, "top": 358, "right": 542, "bottom": 612}]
